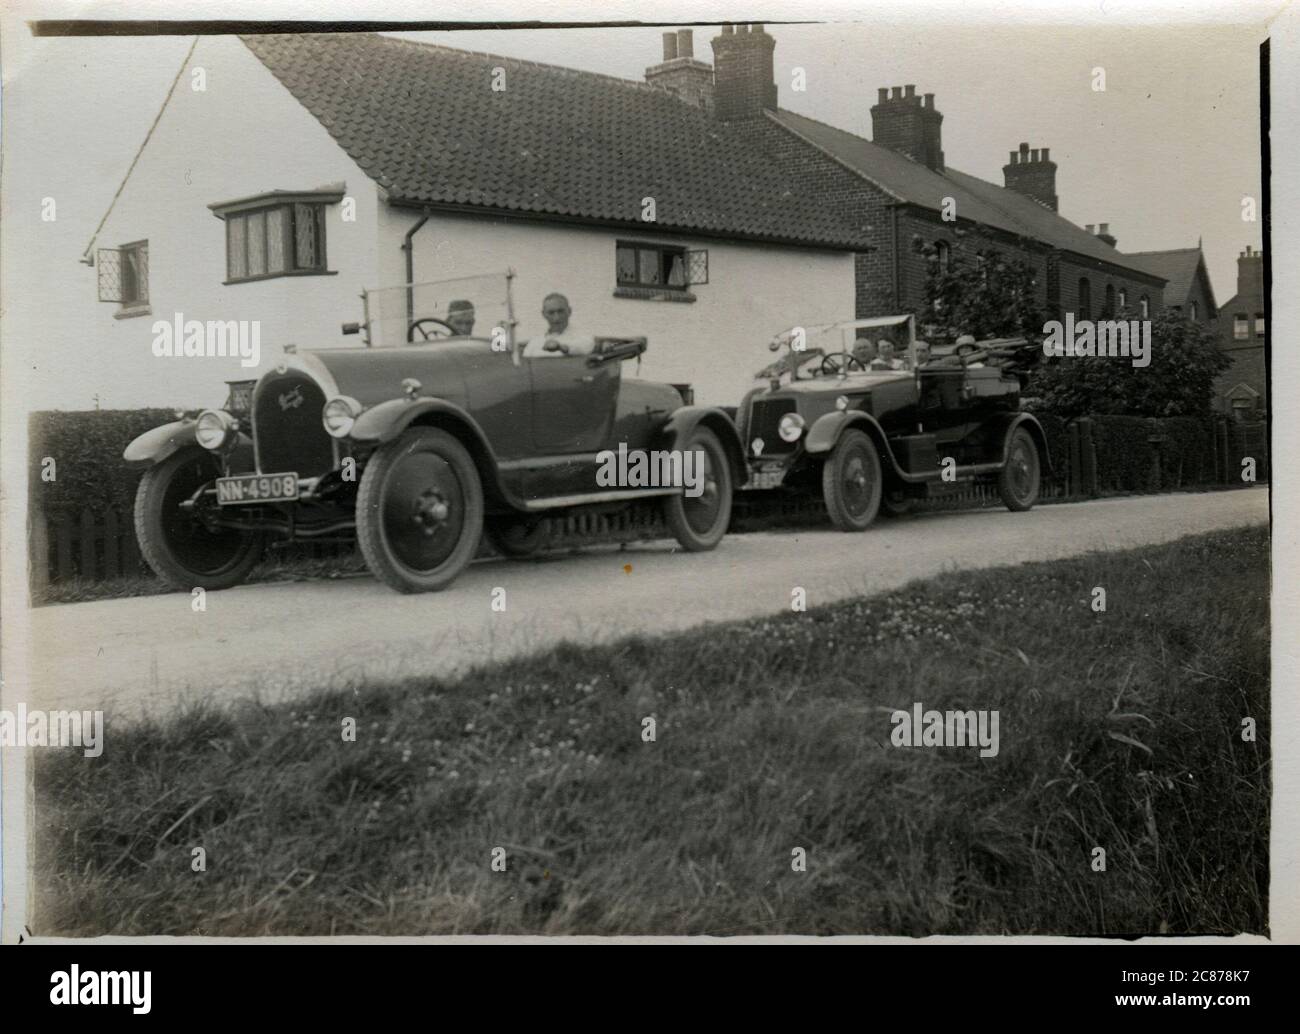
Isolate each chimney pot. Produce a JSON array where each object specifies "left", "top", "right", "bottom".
[
  {"left": 721, "top": 24, "right": 734, "bottom": 35},
  {"left": 1009, "top": 151, "right": 1017, "bottom": 164},
  {"left": 676, "top": 29, "right": 693, "bottom": 58},
  {"left": 1041, "top": 147, "right": 1050, "bottom": 162},
  {"left": 924, "top": 92, "right": 934, "bottom": 107},
  {"left": 1030, "top": 148, "right": 1040, "bottom": 162},
  {"left": 891, "top": 86, "right": 903, "bottom": 100},
  {"left": 662, "top": 32, "right": 678, "bottom": 60},
  {"left": 1019, "top": 142, "right": 1030, "bottom": 156},
  {"left": 1086, "top": 224, "right": 1095, "bottom": 233},
  {"left": 878, "top": 87, "right": 889, "bottom": 104},
  {"left": 905, "top": 84, "right": 916, "bottom": 98},
  {"left": 1099, "top": 222, "right": 1109, "bottom": 234}
]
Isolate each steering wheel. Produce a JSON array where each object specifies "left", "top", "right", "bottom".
[
  {"left": 819, "top": 352, "right": 867, "bottom": 376},
  {"left": 408, "top": 317, "right": 457, "bottom": 342}
]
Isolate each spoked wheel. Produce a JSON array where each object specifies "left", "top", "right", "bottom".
[
  {"left": 998, "top": 427, "right": 1041, "bottom": 512},
  {"left": 484, "top": 514, "right": 552, "bottom": 559},
  {"left": 356, "top": 427, "right": 484, "bottom": 592},
  {"left": 134, "top": 446, "right": 264, "bottom": 591},
  {"left": 822, "top": 429, "right": 882, "bottom": 531},
  {"left": 663, "top": 426, "right": 733, "bottom": 551}
]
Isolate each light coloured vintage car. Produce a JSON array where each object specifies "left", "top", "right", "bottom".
[{"left": 735, "top": 314, "right": 1051, "bottom": 529}]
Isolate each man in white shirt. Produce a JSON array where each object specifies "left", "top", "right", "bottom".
[{"left": 522, "top": 293, "right": 596, "bottom": 358}]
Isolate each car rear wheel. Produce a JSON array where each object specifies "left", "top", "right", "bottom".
[
  {"left": 998, "top": 427, "right": 1041, "bottom": 512},
  {"left": 134, "top": 446, "right": 264, "bottom": 591},
  {"left": 356, "top": 426, "right": 484, "bottom": 593},
  {"left": 662, "top": 426, "right": 733, "bottom": 551},
  {"left": 822, "top": 429, "right": 882, "bottom": 531},
  {"left": 484, "top": 514, "right": 552, "bottom": 559}
]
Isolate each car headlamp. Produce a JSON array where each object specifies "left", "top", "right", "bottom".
[
  {"left": 322, "top": 395, "right": 363, "bottom": 438},
  {"left": 195, "top": 410, "right": 237, "bottom": 451},
  {"left": 778, "top": 412, "right": 806, "bottom": 443}
]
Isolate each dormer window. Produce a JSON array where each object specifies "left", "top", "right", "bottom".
[{"left": 210, "top": 188, "right": 343, "bottom": 284}]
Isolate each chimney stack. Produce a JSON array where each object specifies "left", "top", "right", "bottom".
[
  {"left": 645, "top": 28, "right": 714, "bottom": 112},
  {"left": 710, "top": 24, "right": 777, "bottom": 121},
  {"left": 1002, "top": 142, "right": 1058, "bottom": 211},
  {"left": 871, "top": 83, "right": 944, "bottom": 171},
  {"left": 1096, "top": 222, "right": 1117, "bottom": 247},
  {"left": 1237, "top": 244, "right": 1263, "bottom": 298}
]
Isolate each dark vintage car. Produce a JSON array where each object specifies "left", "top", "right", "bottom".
[
  {"left": 124, "top": 275, "right": 744, "bottom": 593},
  {"left": 736, "top": 314, "right": 1050, "bottom": 529}
]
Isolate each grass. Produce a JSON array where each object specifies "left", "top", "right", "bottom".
[{"left": 34, "top": 527, "right": 1270, "bottom": 937}]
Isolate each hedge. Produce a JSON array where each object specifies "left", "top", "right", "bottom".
[{"left": 29, "top": 409, "right": 181, "bottom": 515}]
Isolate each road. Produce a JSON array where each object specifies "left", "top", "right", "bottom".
[{"left": 12, "top": 488, "right": 1268, "bottom": 717}]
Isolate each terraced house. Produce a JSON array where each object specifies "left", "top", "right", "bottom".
[{"left": 85, "top": 26, "right": 1171, "bottom": 408}]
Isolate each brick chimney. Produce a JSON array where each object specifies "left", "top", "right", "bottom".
[
  {"left": 1237, "top": 244, "right": 1263, "bottom": 299},
  {"left": 645, "top": 29, "right": 714, "bottom": 112},
  {"left": 870, "top": 85, "right": 944, "bottom": 171},
  {"left": 1002, "top": 142, "right": 1058, "bottom": 211},
  {"left": 1096, "top": 222, "right": 1117, "bottom": 247},
  {"left": 710, "top": 24, "right": 777, "bottom": 122}
]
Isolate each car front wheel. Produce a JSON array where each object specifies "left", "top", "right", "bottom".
[
  {"left": 822, "top": 429, "right": 882, "bottom": 531},
  {"left": 356, "top": 426, "right": 484, "bottom": 592},
  {"left": 662, "top": 426, "right": 733, "bottom": 551},
  {"left": 134, "top": 446, "right": 264, "bottom": 591},
  {"left": 998, "top": 427, "right": 1041, "bottom": 512}
]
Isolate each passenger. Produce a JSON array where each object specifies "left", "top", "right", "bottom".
[
  {"left": 911, "top": 342, "right": 932, "bottom": 369},
  {"left": 522, "top": 293, "right": 595, "bottom": 358},
  {"left": 446, "top": 299, "right": 476, "bottom": 337},
  {"left": 852, "top": 336, "right": 877, "bottom": 367},
  {"left": 870, "top": 340, "right": 906, "bottom": 371}
]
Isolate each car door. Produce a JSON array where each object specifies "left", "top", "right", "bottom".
[{"left": 524, "top": 354, "right": 621, "bottom": 499}]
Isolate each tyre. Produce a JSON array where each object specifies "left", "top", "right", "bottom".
[
  {"left": 134, "top": 446, "right": 264, "bottom": 591},
  {"left": 998, "top": 427, "right": 1041, "bottom": 512},
  {"left": 484, "top": 514, "right": 552, "bottom": 559},
  {"left": 662, "top": 425, "right": 733, "bottom": 551},
  {"left": 356, "top": 426, "right": 484, "bottom": 593},
  {"left": 821, "top": 429, "right": 882, "bottom": 531}
]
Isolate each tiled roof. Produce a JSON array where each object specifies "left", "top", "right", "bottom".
[
  {"left": 241, "top": 33, "right": 871, "bottom": 250},
  {"left": 1127, "top": 248, "right": 1215, "bottom": 309},
  {"left": 770, "top": 108, "right": 1165, "bottom": 281}
]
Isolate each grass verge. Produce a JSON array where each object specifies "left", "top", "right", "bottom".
[{"left": 35, "top": 527, "right": 1269, "bottom": 937}]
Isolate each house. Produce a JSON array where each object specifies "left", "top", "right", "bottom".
[
  {"left": 1127, "top": 246, "right": 1219, "bottom": 327},
  {"left": 84, "top": 25, "right": 1174, "bottom": 410},
  {"left": 660, "top": 25, "right": 1169, "bottom": 326},
  {"left": 1213, "top": 245, "right": 1267, "bottom": 419},
  {"left": 83, "top": 32, "right": 867, "bottom": 408}
]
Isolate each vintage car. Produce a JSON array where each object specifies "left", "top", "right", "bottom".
[
  {"left": 735, "top": 314, "right": 1050, "bottom": 529},
  {"left": 124, "top": 273, "right": 744, "bottom": 593}
]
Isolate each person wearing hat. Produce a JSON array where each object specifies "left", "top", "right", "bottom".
[
  {"left": 446, "top": 299, "right": 476, "bottom": 337},
  {"left": 869, "top": 339, "right": 905, "bottom": 371}
]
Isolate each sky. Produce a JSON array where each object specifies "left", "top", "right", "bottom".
[{"left": 0, "top": 8, "right": 1271, "bottom": 408}]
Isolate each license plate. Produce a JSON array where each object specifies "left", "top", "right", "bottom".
[
  {"left": 748, "top": 469, "right": 785, "bottom": 490},
  {"left": 215, "top": 473, "right": 299, "bottom": 505}
]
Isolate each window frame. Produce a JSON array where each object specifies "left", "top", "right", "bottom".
[
  {"left": 1077, "top": 277, "right": 1092, "bottom": 321},
  {"left": 1234, "top": 313, "right": 1250, "bottom": 340},
  {"left": 1139, "top": 294, "right": 1150, "bottom": 319},
  {"left": 210, "top": 189, "right": 341, "bottom": 286},
  {"left": 615, "top": 239, "right": 691, "bottom": 292},
  {"left": 1255, "top": 312, "right": 1265, "bottom": 338}
]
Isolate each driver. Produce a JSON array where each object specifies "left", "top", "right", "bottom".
[
  {"left": 522, "top": 293, "right": 595, "bottom": 358},
  {"left": 446, "top": 299, "right": 476, "bottom": 337}
]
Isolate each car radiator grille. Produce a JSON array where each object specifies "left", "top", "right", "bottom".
[
  {"left": 747, "top": 398, "right": 798, "bottom": 455},
  {"left": 252, "top": 370, "right": 335, "bottom": 477}
]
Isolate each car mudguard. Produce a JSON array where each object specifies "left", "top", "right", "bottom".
[
  {"left": 654, "top": 405, "right": 748, "bottom": 486},
  {"left": 349, "top": 396, "right": 520, "bottom": 508},
  {"left": 803, "top": 410, "right": 910, "bottom": 473},
  {"left": 983, "top": 412, "right": 1053, "bottom": 472},
  {"left": 123, "top": 420, "right": 198, "bottom": 467}
]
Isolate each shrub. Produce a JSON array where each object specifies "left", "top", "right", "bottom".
[{"left": 30, "top": 409, "right": 180, "bottom": 515}]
